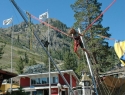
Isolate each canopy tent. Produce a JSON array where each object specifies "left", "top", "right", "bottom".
[
  {"left": 102, "top": 76, "right": 125, "bottom": 88},
  {"left": 99, "top": 76, "right": 125, "bottom": 95}
]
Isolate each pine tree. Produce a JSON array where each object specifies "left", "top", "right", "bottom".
[
  {"left": 24, "top": 52, "right": 29, "bottom": 64},
  {"left": 15, "top": 56, "right": 24, "bottom": 74},
  {"left": 17, "top": 35, "right": 20, "bottom": 42},
  {"left": 44, "top": 51, "right": 55, "bottom": 72},
  {"left": 71, "top": 0, "right": 113, "bottom": 72},
  {"left": 62, "top": 51, "right": 78, "bottom": 71},
  {"left": 0, "top": 44, "right": 5, "bottom": 59},
  {"left": 75, "top": 62, "right": 87, "bottom": 79},
  {"left": 0, "top": 47, "right": 4, "bottom": 59},
  {"left": 29, "top": 57, "right": 37, "bottom": 66}
]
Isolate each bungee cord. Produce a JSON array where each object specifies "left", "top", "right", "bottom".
[
  {"left": 30, "top": 0, "right": 116, "bottom": 39},
  {"left": 82, "top": 0, "right": 116, "bottom": 35},
  {"left": 30, "top": 13, "right": 72, "bottom": 38}
]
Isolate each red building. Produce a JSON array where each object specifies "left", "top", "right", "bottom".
[{"left": 15, "top": 70, "right": 79, "bottom": 95}]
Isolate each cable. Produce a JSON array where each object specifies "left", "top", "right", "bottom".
[{"left": 9, "top": 0, "right": 20, "bottom": 24}]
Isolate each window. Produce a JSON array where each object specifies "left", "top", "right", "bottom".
[
  {"left": 31, "top": 79, "right": 36, "bottom": 85},
  {"left": 55, "top": 77, "right": 58, "bottom": 83},
  {"left": 37, "top": 90, "right": 43, "bottom": 95},
  {"left": 47, "top": 77, "right": 49, "bottom": 83},
  {"left": 41, "top": 78, "right": 47, "bottom": 84},
  {"left": 51, "top": 77, "right": 53, "bottom": 83},
  {"left": 53, "top": 77, "right": 58, "bottom": 83},
  {"left": 36, "top": 78, "right": 39, "bottom": 84},
  {"left": 31, "top": 76, "right": 58, "bottom": 85},
  {"left": 53, "top": 77, "right": 55, "bottom": 83},
  {"left": 84, "top": 81, "right": 90, "bottom": 86}
]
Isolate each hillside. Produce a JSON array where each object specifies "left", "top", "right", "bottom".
[{"left": 0, "top": 18, "right": 72, "bottom": 73}]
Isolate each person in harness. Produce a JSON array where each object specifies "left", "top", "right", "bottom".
[
  {"left": 68, "top": 28, "right": 89, "bottom": 59},
  {"left": 41, "top": 39, "right": 49, "bottom": 47}
]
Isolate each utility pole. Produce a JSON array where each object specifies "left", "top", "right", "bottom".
[
  {"left": 47, "top": 10, "right": 51, "bottom": 95},
  {"left": 10, "top": 18, "right": 13, "bottom": 94},
  {"left": 26, "top": 12, "right": 32, "bottom": 50}
]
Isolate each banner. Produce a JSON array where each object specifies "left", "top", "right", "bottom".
[
  {"left": 39, "top": 12, "right": 48, "bottom": 20},
  {"left": 114, "top": 40, "right": 125, "bottom": 66},
  {"left": 3, "top": 18, "right": 12, "bottom": 25}
]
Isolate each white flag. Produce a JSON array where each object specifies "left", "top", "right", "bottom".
[
  {"left": 3, "top": 18, "right": 12, "bottom": 25},
  {"left": 39, "top": 12, "right": 48, "bottom": 20}
]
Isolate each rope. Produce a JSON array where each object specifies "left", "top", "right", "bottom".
[
  {"left": 83, "top": 0, "right": 116, "bottom": 35},
  {"left": 97, "top": 35, "right": 116, "bottom": 41},
  {"left": 104, "top": 81, "right": 112, "bottom": 95}
]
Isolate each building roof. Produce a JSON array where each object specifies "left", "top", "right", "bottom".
[
  {"left": 15, "top": 70, "right": 79, "bottom": 82},
  {"left": 99, "top": 67, "right": 125, "bottom": 77},
  {"left": 81, "top": 73, "right": 91, "bottom": 81},
  {"left": 0, "top": 69, "right": 18, "bottom": 86},
  {"left": 0, "top": 70, "right": 17, "bottom": 78}
]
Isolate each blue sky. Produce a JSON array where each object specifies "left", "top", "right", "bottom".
[{"left": 0, "top": 0, "right": 125, "bottom": 46}]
